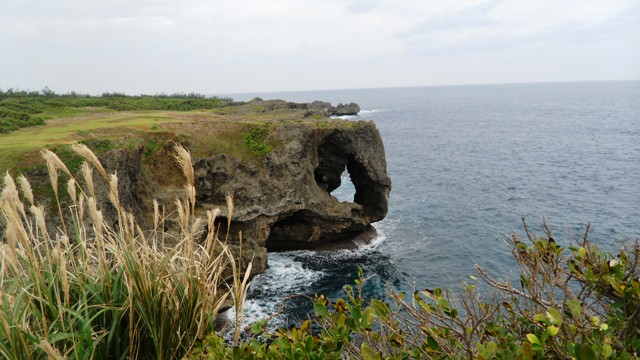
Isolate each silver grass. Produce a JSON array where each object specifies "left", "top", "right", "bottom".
[
  {"left": 17, "top": 174, "right": 34, "bottom": 206},
  {"left": 40, "top": 149, "right": 71, "bottom": 176},
  {"left": 108, "top": 172, "right": 120, "bottom": 209},
  {"left": 67, "top": 178, "right": 77, "bottom": 205},
  {"left": 174, "top": 143, "right": 194, "bottom": 186},
  {"left": 71, "top": 143, "right": 107, "bottom": 179},
  {"left": 29, "top": 205, "right": 49, "bottom": 242},
  {"left": 39, "top": 339, "right": 65, "bottom": 360},
  {"left": 80, "top": 161, "right": 95, "bottom": 197},
  {"left": 225, "top": 193, "right": 233, "bottom": 241}
]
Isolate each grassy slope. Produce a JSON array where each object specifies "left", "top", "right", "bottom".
[
  {"left": 0, "top": 99, "right": 353, "bottom": 173},
  {"left": 0, "top": 109, "right": 188, "bottom": 171}
]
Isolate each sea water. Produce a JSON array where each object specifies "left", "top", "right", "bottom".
[{"left": 224, "top": 81, "right": 640, "bottom": 328}]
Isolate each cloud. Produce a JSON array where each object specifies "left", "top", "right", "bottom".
[
  {"left": 346, "top": 0, "right": 382, "bottom": 14},
  {"left": 396, "top": 0, "right": 640, "bottom": 59},
  {"left": 398, "top": 0, "right": 502, "bottom": 37},
  {"left": 0, "top": 0, "right": 638, "bottom": 93}
]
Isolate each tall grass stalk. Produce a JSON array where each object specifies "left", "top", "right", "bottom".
[{"left": 0, "top": 144, "right": 251, "bottom": 359}]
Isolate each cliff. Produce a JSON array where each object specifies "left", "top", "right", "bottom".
[
  {"left": 107, "top": 123, "right": 389, "bottom": 275},
  {"left": 1, "top": 99, "right": 391, "bottom": 276}
]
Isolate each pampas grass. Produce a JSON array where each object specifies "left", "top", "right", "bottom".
[{"left": 0, "top": 144, "right": 251, "bottom": 359}]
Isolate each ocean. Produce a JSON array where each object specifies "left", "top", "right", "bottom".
[{"left": 223, "top": 81, "right": 640, "bottom": 328}]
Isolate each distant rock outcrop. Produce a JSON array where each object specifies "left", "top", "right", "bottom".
[
  {"left": 308, "top": 101, "right": 334, "bottom": 117},
  {"left": 334, "top": 102, "right": 361, "bottom": 116},
  {"left": 303, "top": 100, "right": 361, "bottom": 117}
]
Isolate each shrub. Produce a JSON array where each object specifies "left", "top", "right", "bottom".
[
  {"left": 0, "top": 106, "right": 45, "bottom": 133},
  {"left": 0, "top": 144, "right": 251, "bottom": 359},
  {"left": 242, "top": 127, "right": 271, "bottom": 158},
  {"left": 189, "top": 221, "right": 639, "bottom": 359},
  {"left": 0, "top": 89, "right": 232, "bottom": 134}
]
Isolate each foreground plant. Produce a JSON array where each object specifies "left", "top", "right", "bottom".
[
  {"left": 0, "top": 144, "right": 249, "bottom": 359},
  {"left": 190, "top": 221, "right": 639, "bottom": 359}
]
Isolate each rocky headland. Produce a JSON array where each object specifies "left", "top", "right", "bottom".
[{"left": 2, "top": 99, "right": 390, "bottom": 276}]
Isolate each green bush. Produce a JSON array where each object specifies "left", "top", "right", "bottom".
[
  {"left": 0, "top": 88, "right": 232, "bottom": 134},
  {"left": 189, "top": 221, "right": 639, "bottom": 359},
  {"left": 242, "top": 127, "right": 272, "bottom": 158},
  {"left": 0, "top": 106, "right": 45, "bottom": 133}
]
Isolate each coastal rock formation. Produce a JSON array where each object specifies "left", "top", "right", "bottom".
[
  {"left": 334, "top": 103, "right": 361, "bottom": 116},
  {"left": 1, "top": 101, "right": 389, "bottom": 277},
  {"left": 94, "top": 119, "right": 389, "bottom": 276},
  {"left": 307, "top": 101, "right": 334, "bottom": 117},
  {"left": 304, "top": 100, "right": 361, "bottom": 117}
]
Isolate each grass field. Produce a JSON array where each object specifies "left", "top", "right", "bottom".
[
  {"left": 0, "top": 106, "right": 315, "bottom": 173},
  {"left": 0, "top": 110, "right": 192, "bottom": 171},
  {"left": 0, "top": 92, "right": 356, "bottom": 173}
]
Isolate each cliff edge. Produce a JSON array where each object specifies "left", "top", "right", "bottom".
[{"left": 1, "top": 99, "right": 391, "bottom": 276}]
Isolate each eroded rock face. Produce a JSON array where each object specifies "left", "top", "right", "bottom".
[
  {"left": 305, "top": 101, "right": 361, "bottom": 117},
  {"left": 12, "top": 119, "right": 390, "bottom": 277},
  {"left": 190, "top": 121, "right": 391, "bottom": 273}
]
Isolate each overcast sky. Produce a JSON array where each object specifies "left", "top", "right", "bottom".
[{"left": 1, "top": 0, "right": 639, "bottom": 95}]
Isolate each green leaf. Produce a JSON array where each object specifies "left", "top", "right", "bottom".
[
  {"left": 526, "top": 334, "right": 540, "bottom": 345},
  {"left": 579, "top": 246, "right": 587, "bottom": 257},
  {"left": 533, "top": 313, "right": 547, "bottom": 324},
  {"left": 437, "top": 297, "right": 450, "bottom": 311},
  {"left": 360, "top": 343, "right": 378, "bottom": 360},
  {"left": 547, "top": 325, "right": 559, "bottom": 337},
  {"left": 426, "top": 336, "right": 439, "bottom": 350},
  {"left": 567, "top": 299, "right": 582, "bottom": 317},
  {"left": 546, "top": 307, "right": 563, "bottom": 326},
  {"left": 578, "top": 343, "right": 596, "bottom": 360},
  {"left": 371, "top": 299, "right": 390, "bottom": 318},
  {"left": 249, "top": 318, "right": 268, "bottom": 335},
  {"left": 502, "top": 349, "right": 515, "bottom": 360},
  {"left": 486, "top": 341, "right": 497, "bottom": 354},
  {"left": 314, "top": 302, "right": 328, "bottom": 318},
  {"left": 602, "top": 344, "right": 613, "bottom": 358},
  {"left": 363, "top": 307, "right": 376, "bottom": 328},
  {"left": 522, "top": 342, "right": 534, "bottom": 359}
]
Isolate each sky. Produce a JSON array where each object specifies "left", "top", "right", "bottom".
[{"left": 1, "top": 0, "right": 639, "bottom": 95}]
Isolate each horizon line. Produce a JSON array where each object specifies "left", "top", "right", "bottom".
[{"left": 2, "top": 79, "right": 638, "bottom": 98}]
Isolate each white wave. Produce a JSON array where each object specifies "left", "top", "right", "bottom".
[
  {"left": 222, "top": 224, "right": 390, "bottom": 338},
  {"left": 330, "top": 109, "right": 383, "bottom": 120},
  {"left": 224, "top": 253, "right": 324, "bottom": 331},
  {"left": 334, "top": 223, "right": 388, "bottom": 254},
  {"left": 330, "top": 115, "right": 358, "bottom": 120}
]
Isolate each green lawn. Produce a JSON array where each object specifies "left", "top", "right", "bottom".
[{"left": 0, "top": 110, "right": 187, "bottom": 171}]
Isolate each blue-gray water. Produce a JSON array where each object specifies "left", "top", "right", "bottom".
[{"left": 223, "top": 81, "right": 640, "bottom": 327}]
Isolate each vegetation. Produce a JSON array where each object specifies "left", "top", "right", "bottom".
[
  {"left": 242, "top": 127, "right": 272, "bottom": 158},
  {"left": 0, "top": 144, "right": 251, "bottom": 359},
  {"left": 188, "top": 222, "right": 639, "bottom": 359},
  {"left": 0, "top": 88, "right": 230, "bottom": 134},
  {"left": 1, "top": 109, "right": 638, "bottom": 358}
]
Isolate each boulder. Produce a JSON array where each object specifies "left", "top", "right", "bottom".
[
  {"left": 334, "top": 102, "right": 361, "bottom": 116},
  {"left": 307, "top": 101, "right": 334, "bottom": 117}
]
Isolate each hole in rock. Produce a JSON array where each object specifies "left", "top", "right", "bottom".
[
  {"left": 331, "top": 168, "right": 356, "bottom": 202},
  {"left": 314, "top": 133, "right": 359, "bottom": 205}
]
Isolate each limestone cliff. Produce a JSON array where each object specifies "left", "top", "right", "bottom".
[{"left": 2, "top": 100, "right": 391, "bottom": 276}]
